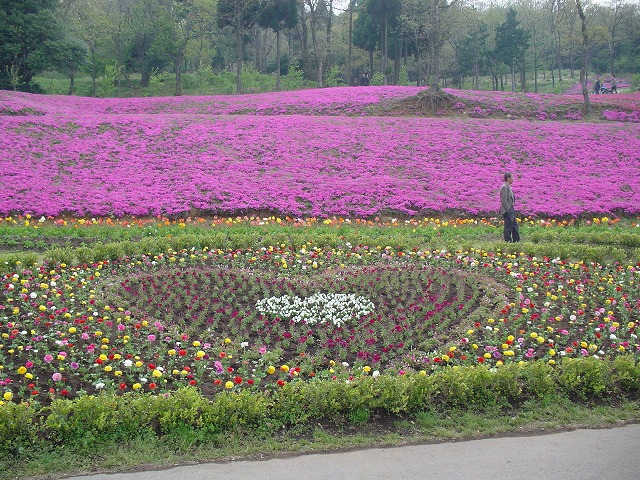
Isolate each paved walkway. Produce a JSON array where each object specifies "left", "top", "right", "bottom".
[{"left": 64, "top": 424, "right": 640, "bottom": 480}]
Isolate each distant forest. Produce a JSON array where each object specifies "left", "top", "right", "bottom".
[{"left": 1, "top": 0, "right": 638, "bottom": 95}]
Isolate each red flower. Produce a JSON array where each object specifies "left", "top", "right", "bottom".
[
  {"left": 277, "top": 379, "right": 285, "bottom": 386},
  {"left": 189, "top": 380, "right": 197, "bottom": 386},
  {"left": 477, "top": 357, "right": 485, "bottom": 363},
  {"left": 119, "top": 382, "right": 127, "bottom": 390},
  {"left": 147, "top": 363, "right": 156, "bottom": 370},
  {"left": 219, "top": 352, "right": 226, "bottom": 358},
  {"left": 148, "top": 383, "right": 157, "bottom": 389},
  {"left": 247, "top": 379, "right": 254, "bottom": 386},
  {"left": 234, "top": 376, "right": 243, "bottom": 384},
  {"left": 60, "top": 389, "right": 70, "bottom": 396},
  {"left": 179, "top": 349, "right": 187, "bottom": 356},
  {"left": 214, "top": 379, "right": 222, "bottom": 385}
]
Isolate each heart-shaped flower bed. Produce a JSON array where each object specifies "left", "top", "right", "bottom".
[{"left": 104, "top": 264, "right": 509, "bottom": 379}]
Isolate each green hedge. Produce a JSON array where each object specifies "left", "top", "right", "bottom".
[
  {"left": 2, "top": 229, "right": 639, "bottom": 276},
  {"left": 2, "top": 357, "right": 639, "bottom": 457}
]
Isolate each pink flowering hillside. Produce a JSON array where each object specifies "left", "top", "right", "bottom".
[{"left": 1, "top": 87, "right": 639, "bottom": 218}]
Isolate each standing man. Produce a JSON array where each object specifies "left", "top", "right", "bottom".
[{"left": 500, "top": 173, "right": 520, "bottom": 242}]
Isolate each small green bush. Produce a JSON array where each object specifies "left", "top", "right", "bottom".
[
  {"left": 520, "top": 361, "right": 557, "bottom": 399},
  {"left": 0, "top": 252, "right": 38, "bottom": 274},
  {"left": 43, "top": 247, "right": 76, "bottom": 265},
  {"left": 611, "top": 356, "right": 640, "bottom": 392},
  {"left": 557, "top": 357, "right": 611, "bottom": 400},
  {"left": 0, "top": 402, "right": 40, "bottom": 456}
]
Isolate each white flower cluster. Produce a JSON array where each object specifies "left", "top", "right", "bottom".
[{"left": 255, "top": 293, "right": 375, "bottom": 327}]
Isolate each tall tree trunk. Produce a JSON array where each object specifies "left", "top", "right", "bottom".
[
  {"left": 383, "top": 14, "right": 388, "bottom": 85},
  {"left": 347, "top": 1, "right": 353, "bottom": 85},
  {"left": 534, "top": 50, "right": 538, "bottom": 93},
  {"left": 276, "top": 29, "right": 281, "bottom": 91},
  {"left": 175, "top": 52, "right": 183, "bottom": 96},
  {"left": 326, "top": 0, "right": 333, "bottom": 74},
  {"left": 298, "top": 3, "right": 309, "bottom": 74},
  {"left": 575, "top": 0, "right": 591, "bottom": 115},
  {"left": 67, "top": 72, "right": 75, "bottom": 95},
  {"left": 510, "top": 65, "right": 515, "bottom": 92},
  {"left": 555, "top": 30, "right": 562, "bottom": 83},
  {"left": 90, "top": 46, "right": 97, "bottom": 97},
  {"left": 235, "top": 1, "right": 243, "bottom": 94},
  {"left": 369, "top": 50, "right": 374, "bottom": 79}
]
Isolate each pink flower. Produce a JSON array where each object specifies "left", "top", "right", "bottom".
[
  {"left": 52, "top": 372, "right": 63, "bottom": 382},
  {"left": 43, "top": 354, "right": 53, "bottom": 363}
]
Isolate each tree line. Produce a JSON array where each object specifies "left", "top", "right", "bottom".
[{"left": 1, "top": 0, "right": 638, "bottom": 96}]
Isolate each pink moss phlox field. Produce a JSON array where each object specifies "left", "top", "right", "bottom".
[
  {"left": 0, "top": 86, "right": 424, "bottom": 117},
  {"left": 1, "top": 88, "right": 640, "bottom": 218}
]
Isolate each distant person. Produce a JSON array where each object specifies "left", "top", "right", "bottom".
[
  {"left": 594, "top": 76, "right": 601, "bottom": 94},
  {"left": 611, "top": 76, "right": 617, "bottom": 93},
  {"left": 500, "top": 172, "right": 520, "bottom": 243},
  {"left": 363, "top": 72, "right": 370, "bottom": 86}
]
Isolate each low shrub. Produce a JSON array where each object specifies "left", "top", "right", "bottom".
[{"left": 1, "top": 357, "right": 638, "bottom": 458}]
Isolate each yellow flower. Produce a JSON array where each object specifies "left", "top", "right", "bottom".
[
  {"left": 266, "top": 366, "right": 276, "bottom": 375},
  {"left": 280, "top": 365, "right": 290, "bottom": 373},
  {"left": 3, "top": 392, "right": 13, "bottom": 401},
  {"left": 419, "top": 370, "right": 427, "bottom": 376},
  {"left": 104, "top": 365, "right": 113, "bottom": 372},
  {"left": 152, "top": 369, "right": 162, "bottom": 378},
  {"left": 363, "top": 366, "right": 371, "bottom": 373},
  {"left": 17, "top": 366, "right": 27, "bottom": 375},
  {"left": 225, "top": 381, "right": 234, "bottom": 389},
  {"left": 132, "top": 383, "right": 142, "bottom": 390},
  {"left": 192, "top": 341, "right": 201, "bottom": 347}
]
